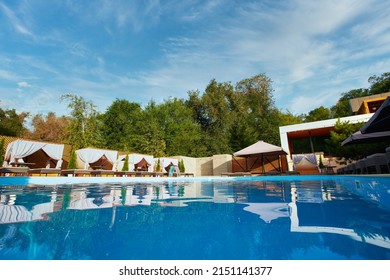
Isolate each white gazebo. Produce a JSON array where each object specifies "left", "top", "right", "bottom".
[
  {"left": 4, "top": 139, "right": 64, "bottom": 168},
  {"left": 76, "top": 148, "right": 118, "bottom": 170}
]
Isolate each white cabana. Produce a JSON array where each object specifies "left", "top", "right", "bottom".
[
  {"left": 4, "top": 139, "right": 64, "bottom": 168},
  {"left": 76, "top": 148, "right": 118, "bottom": 170},
  {"left": 116, "top": 153, "right": 154, "bottom": 172}
]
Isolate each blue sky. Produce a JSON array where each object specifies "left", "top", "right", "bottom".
[{"left": 1, "top": 0, "right": 390, "bottom": 118}]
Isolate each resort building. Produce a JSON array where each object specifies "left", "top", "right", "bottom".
[{"left": 279, "top": 93, "right": 390, "bottom": 173}]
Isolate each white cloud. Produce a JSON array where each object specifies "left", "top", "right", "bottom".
[
  {"left": 18, "top": 81, "right": 31, "bottom": 88},
  {"left": 0, "top": 2, "right": 34, "bottom": 37}
]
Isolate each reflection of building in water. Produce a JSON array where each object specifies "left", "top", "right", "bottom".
[
  {"left": 289, "top": 202, "right": 390, "bottom": 249},
  {"left": 124, "top": 186, "right": 153, "bottom": 206},
  {"left": 290, "top": 181, "right": 332, "bottom": 203},
  {"left": 0, "top": 192, "right": 57, "bottom": 224},
  {"left": 288, "top": 179, "right": 390, "bottom": 250}
]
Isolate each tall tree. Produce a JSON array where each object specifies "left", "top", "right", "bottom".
[
  {"left": 159, "top": 98, "right": 205, "bottom": 157},
  {"left": 101, "top": 99, "right": 142, "bottom": 151},
  {"left": 132, "top": 101, "right": 166, "bottom": 157},
  {"left": 201, "top": 79, "right": 235, "bottom": 155},
  {"left": 325, "top": 120, "right": 388, "bottom": 163},
  {"left": 330, "top": 88, "right": 369, "bottom": 118},
  {"left": 304, "top": 106, "right": 331, "bottom": 122},
  {"left": 235, "top": 74, "right": 279, "bottom": 146},
  {"left": 23, "top": 112, "right": 70, "bottom": 142},
  {"left": 61, "top": 94, "right": 103, "bottom": 149},
  {"left": 0, "top": 107, "right": 28, "bottom": 136},
  {"left": 368, "top": 72, "right": 390, "bottom": 95}
]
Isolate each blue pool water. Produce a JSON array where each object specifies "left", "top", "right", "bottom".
[{"left": 0, "top": 175, "right": 389, "bottom": 260}]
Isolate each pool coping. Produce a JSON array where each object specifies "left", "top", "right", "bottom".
[{"left": 0, "top": 174, "right": 389, "bottom": 186}]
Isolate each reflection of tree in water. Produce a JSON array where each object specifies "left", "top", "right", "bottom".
[{"left": 348, "top": 218, "right": 389, "bottom": 242}]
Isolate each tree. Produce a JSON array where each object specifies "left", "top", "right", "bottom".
[
  {"left": 368, "top": 72, "right": 390, "bottom": 95},
  {"left": 200, "top": 79, "right": 235, "bottom": 155},
  {"left": 132, "top": 101, "right": 167, "bottom": 157},
  {"left": 235, "top": 74, "right": 280, "bottom": 146},
  {"left": 159, "top": 98, "right": 205, "bottom": 157},
  {"left": 61, "top": 94, "right": 103, "bottom": 149},
  {"left": 67, "top": 149, "right": 77, "bottom": 169},
  {"left": 0, "top": 138, "right": 4, "bottom": 167},
  {"left": 277, "top": 110, "right": 303, "bottom": 126},
  {"left": 179, "top": 159, "right": 185, "bottom": 173},
  {"left": 304, "top": 106, "right": 331, "bottom": 122},
  {"left": 0, "top": 107, "right": 28, "bottom": 136},
  {"left": 101, "top": 99, "right": 142, "bottom": 151},
  {"left": 325, "top": 120, "right": 388, "bottom": 163},
  {"left": 155, "top": 158, "right": 161, "bottom": 172},
  {"left": 330, "top": 88, "right": 369, "bottom": 118},
  {"left": 23, "top": 112, "right": 70, "bottom": 142},
  {"left": 122, "top": 154, "right": 129, "bottom": 171}
]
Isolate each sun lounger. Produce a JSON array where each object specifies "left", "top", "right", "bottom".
[
  {"left": 0, "top": 166, "right": 29, "bottom": 176},
  {"left": 28, "top": 168, "right": 61, "bottom": 176},
  {"left": 60, "top": 169, "right": 92, "bottom": 177},
  {"left": 284, "top": 171, "right": 300, "bottom": 175},
  {"left": 265, "top": 171, "right": 281, "bottom": 176},
  {"left": 221, "top": 172, "right": 252, "bottom": 177},
  {"left": 365, "top": 153, "right": 389, "bottom": 174},
  {"left": 90, "top": 170, "right": 115, "bottom": 177}
]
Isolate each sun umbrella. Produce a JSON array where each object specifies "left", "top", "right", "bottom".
[{"left": 341, "top": 130, "right": 390, "bottom": 146}]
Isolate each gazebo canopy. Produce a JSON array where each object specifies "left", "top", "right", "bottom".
[
  {"left": 233, "top": 141, "right": 287, "bottom": 157},
  {"left": 4, "top": 139, "right": 64, "bottom": 168}
]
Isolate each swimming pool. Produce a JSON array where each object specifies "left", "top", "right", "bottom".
[{"left": 0, "top": 175, "right": 389, "bottom": 260}]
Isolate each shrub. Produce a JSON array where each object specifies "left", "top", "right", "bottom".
[
  {"left": 122, "top": 154, "right": 129, "bottom": 171},
  {"left": 67, "top": 149, "right": 77, "bottom": 169}
]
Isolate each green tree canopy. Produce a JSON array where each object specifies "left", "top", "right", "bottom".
[
  {"left": 325, "top": 120, "right": 388, "bottom": 163},
  {"left": 368, "top": 72, "right": 390, "bottom": 95},
  {"left": 304, "top": 106, "right": 331, "bottom": 122},
  {"left": 0, "top": 107, "right": 28, "bottom": 137},
  {"left": 61, "top": 94, "right": 103, "bottom": 149},
  {"left": 101, "top": 99, "right": 142, "bottom": 151},
  {"left": 331, "top": 88, "right": 369, "bottom": 118}
]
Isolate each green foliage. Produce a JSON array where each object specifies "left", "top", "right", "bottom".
[
  {"left": 179, "top": 159, "right": 185, "bottom": 173},
  {"left": 101, "top": 99, "right": 142, "bottom": 151},
  {"left": 186, "top": 73, "right": 279, "bottom": 155},
  {"left": 330, "top": 88, "right": 369, "bottom": 118},
  {"left": 0, "top": 108, "right": 28, "bottom": 137},
  {"left": 0, "top": 138, "right": 4, "bottom": 167},
  {"left": 155, "top": 158, "right": 161, "bottom": 172},
  {"left": 368, "top": 72, "right": 390, "bottom": 95},
  {"left": 67, "top": 149, "right": 77, "bottom": 169},
  {"left": 304, "top": 106, "right": 331, "bottom": 122},
  {"left": 122, "top": 154, "right": 129, "bottom": 171},
  {"left": 61, "top": 94, "right": 103, "bottom": 149},
  {"left": 325, "top": 120, "right": 387, "bottom": 163},
  {"left": 132, "top": 101, "right": 167, "bottom": 157}
]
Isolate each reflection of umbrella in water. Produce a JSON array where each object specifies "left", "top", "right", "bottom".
[{"left": 241, "top": 203, "right": 290, "bottom": 223}]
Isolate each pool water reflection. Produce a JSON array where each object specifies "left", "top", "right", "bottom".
[{"left": 0, "top": 176, "right": 390, "bottom": 260}]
